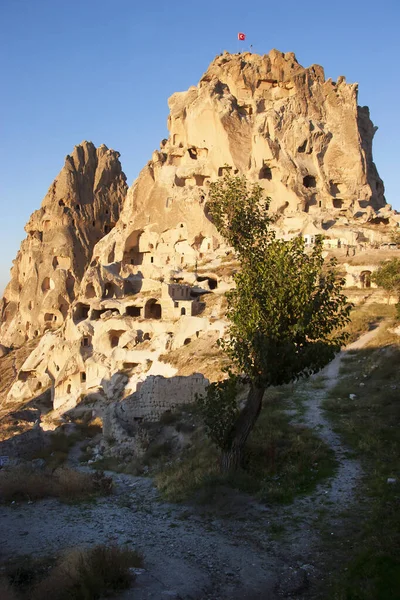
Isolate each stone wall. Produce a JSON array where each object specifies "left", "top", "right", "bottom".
[{"left": 103, "top": 373, "right": 209, "bottom": 446}]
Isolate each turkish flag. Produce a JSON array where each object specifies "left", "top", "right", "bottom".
[{"left": 238, "top": 32, "right": 246, "bottom": 41}]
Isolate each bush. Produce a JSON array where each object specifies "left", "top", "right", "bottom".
[
  {"left": 31, "top": 546, "right": 143, "bottom": 599},
  {"left": 0, "top": 467, "right": 112, "bottom": 503},
  {"left": 0, "top": 578, "right": 18, "bottom": 600},
  {"left": 2, "top": 545, "right": 143, "bottom": 600}
]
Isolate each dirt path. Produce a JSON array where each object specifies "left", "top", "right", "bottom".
[{"left": 0, "top": 329, "right": 382, "bottom": 599}]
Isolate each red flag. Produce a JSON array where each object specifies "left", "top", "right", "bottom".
[{"left": 238, "top": 32, "right": 246, "bottom": 41}]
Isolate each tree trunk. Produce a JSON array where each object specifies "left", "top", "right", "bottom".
[{"left": 221, "top": 383, "right": 265, "bottom": 472}]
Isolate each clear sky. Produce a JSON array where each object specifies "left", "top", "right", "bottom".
[{"left": 0, "top": 0, "right": 399, "bottom": 293}]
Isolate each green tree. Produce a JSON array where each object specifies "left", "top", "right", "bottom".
[
  {"left": 372, "top": 258, "right": 400, "bottom": 308},
  {"left": 200, "top": 173, "right": 351, "bottom": 471}
]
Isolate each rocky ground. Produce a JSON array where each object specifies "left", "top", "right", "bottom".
[{"left": 0, "top": 329, "right": 380, "bottom": 600}]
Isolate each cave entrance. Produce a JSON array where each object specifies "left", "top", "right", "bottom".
[
  {"left": 73, "top": 303, "right": 90, "bottom": 322},
  {"left": 144, "top": 299, "right": 162, "bottom": 319},
  {"left": 360, "top": 271, "right": 372, "bottom": 289}
]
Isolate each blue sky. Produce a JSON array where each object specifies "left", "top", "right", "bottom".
[{"left": 0, "top": 0, "right": 398, "bottom": 293}]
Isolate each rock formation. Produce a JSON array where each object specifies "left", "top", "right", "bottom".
[
  {"left": 1, "top": 50, "right": 398, "bottom": 433},
  {"left": 0, "top": 142, "right": 127, "bottom": 347}
]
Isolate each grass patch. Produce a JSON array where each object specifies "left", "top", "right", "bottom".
[
  {"left": 156, "top": 388, "right": 336, "bottom": 504},
  {"left": 0, "top": 466, "right": 112, "bottom": 503},
  {"left": 2, "top": 545, "right": 143, "bottom": 599},
  {"left": 323, "top": 318, "right": 400, "bottom": 599},
  {"left": 155, "top": 438, "right": 220, "bottom": 502},
  {"left": 344, "top": 303, "right": 395, "bottom": 344}
]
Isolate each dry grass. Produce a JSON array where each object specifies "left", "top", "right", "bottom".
[
  {"left": 155, "top": 437, "right": 220, "bottom": 502},
  {"left": 0, "top": 416, "right": 33, "bottom": 442},
  {"left": 159, "top": 331, "right": 230, "bottom": 382},
  {"left": 0, "top": 466, "right": 112, "bottom": 503},
  {"left": 2, "top": 545, "right": 143, "bottom": 599},
  {"left": 344, "top": 303, "right": 395, "bottom": 344}
]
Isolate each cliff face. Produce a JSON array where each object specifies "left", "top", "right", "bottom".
[
  {"left": 0, "top": 142, "right": 127, "bottom": 347},
  {"left": 88, "top": 49, "right": 386, "bottom": 278},
  {"left": 1, "top": 49, "right": 394, "bottom": 415}
]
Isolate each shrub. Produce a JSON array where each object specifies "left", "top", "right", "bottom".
[
  {"left": 2, "top": 545, "right": 143, "bottom": 600},
  {"left": 0, "top": 578, "right": 18, "bottom": 600},
  {"left": 0, "top": 467, "right": 112, "bottom": 503},
  {"left": 31, "top": 545, "right": 143, "bottom": 599}
]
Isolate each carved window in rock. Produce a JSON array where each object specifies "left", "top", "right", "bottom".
[
  {"left": 303, "top": 175, "right": 316, "bottom": 188},
  {"left": 181, "top": 307, "right": 186, "bottom": 316},
  {"left": 41, "top": 277, "right": 54, "bottom": 293},
  {"left": 86, "top": 283, "right": 96, "bottom": 299},
  {"left": 80, "top": 372, "right": 86, "bottom": 383},
  {"left": 73, "top": 303, "right": 90, "bottom": 322},
  {"left": 82, "top": 337, "right": 91, "bottom": 347},
  {"left": 123, "top": 362, "right": 139, "bottom": 370},
  {"left": 194, "top": 174, "right": 207, "bottom": 186},
  {"left": 107, "top": 245, "right": 115, "bottom": 264},
  {"left": 333, "top": 198, "right": 344, "bottom": 209},
  {"left": 67, "top": 384, "right": 71, "bottom": 394},
  {"left": 259, "top": 165, "right": 272, "bottom": 180},
  {"left": 218, "top": 166, "right": 232, "bottom": 177},
  {"left": 109, "top": 330, "right": 125, "bottom": 349},
  {"left": 126, "top": 306, "right": 141, "bottom": 317},
  {"left": 103, "top": 282, "right": 115, "bottom": 299}
]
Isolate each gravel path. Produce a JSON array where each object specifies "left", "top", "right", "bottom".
[{"left": 0, "top": 329, "right": 381, "bottom": 599}]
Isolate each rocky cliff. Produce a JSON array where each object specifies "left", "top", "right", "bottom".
[
  {"left": 88, "top": 49, "right": 390, "bottom": 283},
  {"left": 1, "top": 49, "right": 397, "bottom": 421},
  {"left": 0, "top": 142, "right": 127, "bottom": 347}
]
